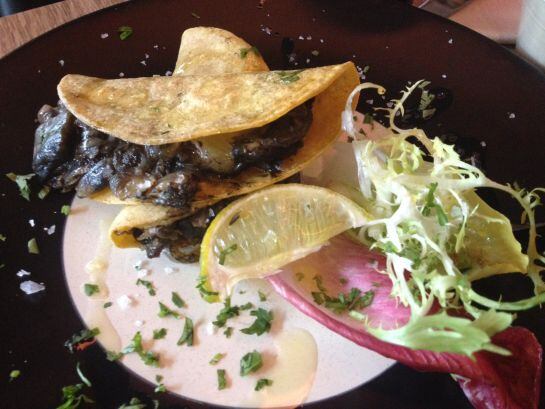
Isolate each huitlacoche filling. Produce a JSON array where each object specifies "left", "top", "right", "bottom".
[{"left": 32, "top": 100, "right": 313, "bottom": 209}]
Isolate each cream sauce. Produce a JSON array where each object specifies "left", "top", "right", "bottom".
[{"left": 242, "top": 329, "right": 318, "bottom": 408}]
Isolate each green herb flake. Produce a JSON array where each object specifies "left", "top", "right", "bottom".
[
  {"left": 122, "top": 331, "right": 160, "bottom": 367},
  {"left": 363, "top": 113, "right": 374, "bottom": 125},
  {"left": 240, "top": 46, "right": 261, "bottom": 59},
  {"left": 240, "top": 302, "right": 254, "bottom": 311},
  {"left": 61, "top": 205, "right": 71, "bottom": 216},
  {"left": 76, "top": 362, "right": 92, "bottom": 387},
  {"left": 27, "top": 238, "right": 39, "bottom": 254},
  {"left": 119, "top": 397, "right": 146, "bottom": 409},
  {"left": 177, "top": 317, "right": 194, "bottom": 347},
  {"left": 154, "top": 375, "right": 166, "bottom": 393},
  {"left": 277, "top": 69, "right": 304, "bottom": 84},
  {"left": 5, "top": 173, "right": 34, "bottom": 201},
  {"left": 9, "top": 369, "right": 21, "bottom": 382},
  {"left": 153, "top": 328, "right": 167, "bottom": 340},
  {"left": 295, "top": 272, "right": 304, "bottom": 281},
  {"left": 213, "top": 297, "right": 240, "bottom": 327},
  {"left": 158, "top": 302, "right": 180, "bottom": 319},
  {"left": 209, "top": 353, "right": 226, "bottom": 365},
  {"left": 339, "top": 277, "right": 348, "bottom": 285},
  {"left": 0, "top": 234, "right": 6, "bottom": 241},
  {"left": 196, "top": 275, "right": 219, "bottom": 298},
  {"left": 136, "top": 279, "right": 156, "bottom": 296},
  {"left": 103, "top": 302, "right": 113, "bottom": 309},
  {"left": 64, "top": 327, "right": 100, "bottom": 353},
  {"left": 218, "top": 243, "right": 238, "bottom": 265},
  {"left": 118, "top": 25, "right": 133, "bottom": 40},
  {"left": 57, "top": 383, "right": 94, "bottom": 408},
  {"left": 223, "top": 327, "right": 233, "bottom": 338},
  {"left": 255, "top": 378, "right": 273, "bottom": 391},
  {"left": 171, "top": 291, "right": 185, "bottom": 308},
  {"left": 240, "top": 350, "right": 263, "bottom": 376},
  {"left": 217, "top": 369, "right": 227, "bottom": 390},
  {"left": 240, "top": 308, "right": 273, "bottom": 336},
  {"left": 258, "top": 290, "right": 267, "bottom": 302},
  {"left": 38, "top": 186, "right": 50, "bottom": 200},
  {"left": 84, "top": 283, "right": 99, "bottom": 297},
  {"left": 106, "top": 350, "right": 123, "bottom": 361}
]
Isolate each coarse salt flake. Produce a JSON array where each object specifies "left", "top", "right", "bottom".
[
  {"left": 134, "top": 320, "right": 144, "bottom": 327},
  {"left": 119, "top": 72, "right": 125, "bottom": 77},
  {"left": 45, "top": 225, "right": 56, "bottom": 235},
  {"left": 145, "top": 53, "right": 150, "bottom": 59},
  {"left": 17, "top": 269, "right": 31, "bottom": 277},
  {"left": 28, "top": 219, "right": 35, "bottom": 227},
  {"left": 58, "top": 60, "right": 65, "bottom": 67},
  {"left": 140, "top": 60, "right": 147, "bottom": 66},
  {"left": 100, "top": 33, "right": 109, "bottom": 39},
  {"left": 136, "top": 268, "right": 149, "bottom": 278},
  {"left": 164, "top": 266, "right": 178, "bottom": 275},
  {"left": 508, "top": 112, "right": 516, "bottom": 119},
  {"left": 448, "top": 38, "right": 454, "bottom": 44},
  {"left": 117, "top": 295, "right": 133, "bottom": 310},
  {"left": 20, "top": 280, "right": 45, "bottom": 294}
]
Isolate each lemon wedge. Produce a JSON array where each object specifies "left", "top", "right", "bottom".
[{"left": 199, "top": 184, "right": 369, "bottom": 301}]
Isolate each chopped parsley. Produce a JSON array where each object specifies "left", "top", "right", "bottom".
[
  {"left": 83, "top": 283, "right": 99, "bottom": 297},
  {"left": 295, "top": 272, "right": 305, "bottom": 281},
  {"left": 0, "top": 234, "right": 6, "bottom": 241},
  {"left": 218, "top": 243, "right": 238, "bottom": 265},
  {"left": 106, "top": 350, "right": 123, "bottom": 361},
  {"left": 136, "top": 279, "right": 156, "bottom": 296},
  {"left": 158, "top": 302, "right": 180, "bottom": 319},
  {"left": 122, "top": 331, "right": 160, "bottom": 367},
  {"left": 217, "top": 369, "right": 227, "bottom": 390},
  {"left": 9, "top": 369, "right": 21, "bottom": 382},
  {"left": 171, "top": 292, "right": 185, "bottom": 308},
  {"left": 103, "top": 302, "right": 113, "bottom": 309},
  {"left": 240, "top": 350, "right": 263, "bottom": 376},
  {"left": 421, "top": 182, "right": 449, "bottom": 226},
  {"left": 27, "top": 238, "right": 39, "bottom": 254},
  {"left": 6, "top": 173, "right": 34, "bottom": 201},
  {"left": 240, "top": 308, "right": 273, "bottom": 336},
  {"left": 154, "top": 375, "right": 166, "bottom": 393},
  {"left": 255, "top": 378, "right": 273, "bottom": 391},
  {"left": 213, "top": 297, "right": 240, "bottom": 327},
  {"left": 64, "top": 328, "right": 100, "bottom": 353},
  {"left": 153, "top": 328, "right": 167, "bottom": 340},
  {"left": 223, "top": 327, "right": 233, "bottom": 338},
  {"left": 177, "top": 317, "right": 194, "bottom": 346},
  {"left": 258, "top": 290, "right": 267, "bottom": 302},
  {"left": 277, "top": 69, "right": 304, "bottom": 84},
  {"left": 57, "top": 383, "right": 94, "bottom": 408},
  {"left": 38, "top": 185, "right": 50, "bottom": 199},
  {"left": 311, "top": 275, "right": 375, "bottom": 314},
  {"left": 118, "top": 26, "right": 133, "bottom": 40},
  {"left": 119, "top": 397, "right": 147, "bottom": 409},
  {"left": 61, "top": 205, "right": 71, "bottom": 216},
  {"left": 196, "top": 276, "right": 219, "bottom": 298},
  {"left": 239, "top": 46, "right": 261, "bottom": 59},
  {"left": 240, "top": 302, "right": 254, "bottom": 311},
  {"left": 209, "top": 353, "right": 226, "bottom": 365}
]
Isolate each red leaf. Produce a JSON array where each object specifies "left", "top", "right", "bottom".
[{"left": 268, "top": 235, "right": 542, "bottom": 409}]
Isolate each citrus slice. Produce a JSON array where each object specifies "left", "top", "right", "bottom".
[{"left": 199, "top": 184, "right": 369, "bottom": 301}]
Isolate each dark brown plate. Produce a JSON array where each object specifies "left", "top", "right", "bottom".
[{"left": 1, "top": 1, "right": 544, "bottom": 408}]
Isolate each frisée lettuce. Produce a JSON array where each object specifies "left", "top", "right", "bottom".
[{"left": 340, "top": 81, "right": 545, "bottom": 357}]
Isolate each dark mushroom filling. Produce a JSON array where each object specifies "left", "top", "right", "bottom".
[{"left": 32, "top": 100, "right": 313, "bottom": 209}]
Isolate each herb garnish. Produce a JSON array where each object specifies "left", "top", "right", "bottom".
[
  {"left": 119, "top": 397, "right": 147, "bottom": 409},
  {"left": 38, "top": 186, "right": 50, "bottom": 199},
  {"left": 311, "top": 275, "right": 375, "bottom": 314},
  {"left": 209, "top": 353, "right": 226, "bottom": 365},
  {"left": 240, "top": 46, "right": 261, "bottom": 59},
  {"left": 421, "top": 182, "right": 449, "bottom": 226},
  {"left": 9, "top": 369, "right": 20, "bottom": 382},
  {"left": 277, "top": 70, "right": 304, "bottom": 84},
  {"left": 76, "top": 362, "right": 92, "bottom": 387},
  {"left": 83, "top": 283, "right": 99, "bottom": 297},
  {"left": 153, "top": 328, "right": 167, "bottom": 340},
  {"left": 258, "top": 290, "right": 267, "bottom": 302},
  {"left": 223, "top": 327, "right": 233, "bottom": 338},
  {"left": 6, "top": 173, "right": 34, "bottom": 201},
  {"left": 177, "top": 317, "right": 194, "bottom": 346},
  {"left": 154, "top": 375, "right": 166, "bottom": 393},
  {"left": 255, "top": 378, "right": 273, "bottom": 391},
  {"left": 106, "top": 350, "right": 123, "bottom": 361},
  {"left": 158, "top": 302, "right": 180, "bottom": 319},
  {"left": 61, "top": 205, "right": 71, "bottom": 216},
  {"left": 196, "top": 276, "right": 219, "bottom": 298},
  {"left": 218, "top": 243, "right": 238, "bottom": 265},
  {"left": 240, "top": 302, "right": 254, "bottom": 311},
  {"left": 240, "top": 308, "right": 273, "bottom": 336},
  {"left": 217, "top": 369, "right": 227, "bottom": 390},
  {"left": 57, "top": 383, "right": 94, "bottom": 408},
  {"left": 240, "top": 350, "right": 263, "bottom": 376},
  {"left": 65, "top": 328, "right": 100, "bottom": 353},
  {"left": 295, "top": 272, "right": 304, "bottom": 281},
  {"left": 213, "top": 297, "right": 240, "bottom": 327},
  {"left": 171, "top": 291, "right": 185, "bottom": 308},
  {"left": 0, "top": 234, "right": 5, "bottom": 241},
  {"left": 27, "top": 238, "right": 39, "bottom": 254},
  {"left": 118, "top": 26, "right": 133, "bottom": 40},
  {"left": 103, "top": 302, "right": 112, "bottom": 309},
  {"left": 136, "top": 279, "right": 156, "bottom": 296},
  {"left": 122, "top": 331, "right": 160, "bottom": 367}
]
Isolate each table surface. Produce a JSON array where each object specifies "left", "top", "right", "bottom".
[{"left": 0, "top": 0, "right": 520, "bottom": 59}]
